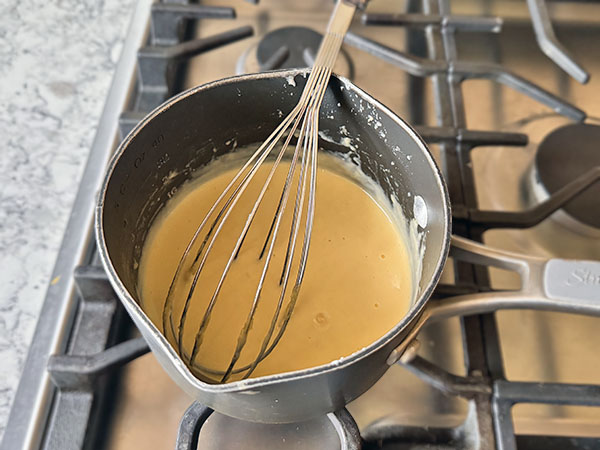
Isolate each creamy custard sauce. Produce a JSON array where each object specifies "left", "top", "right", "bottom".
[{"left": 139, "top": 152, "right": 413, "bottom": 382}]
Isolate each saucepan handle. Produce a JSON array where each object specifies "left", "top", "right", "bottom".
[
  {"left": 386, "top": 236, "right": 600, "bottom": 365},
  {"left": 432, "top": 235, "right": 600, "bottom": 319}
]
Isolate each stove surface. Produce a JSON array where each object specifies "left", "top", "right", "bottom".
[
  {"left": 106, "top": 0, "right": 600, "bottom": 446},
  {"left": 3, "top": 0, "right": 600, "bottom": 449}
]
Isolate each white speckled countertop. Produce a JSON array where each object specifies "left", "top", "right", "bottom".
[{"left": 0, "top": 0, "right": 136, "bottom": 439}]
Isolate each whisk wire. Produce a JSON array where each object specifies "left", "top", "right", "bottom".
[
  {"left": 222, "top": 71, "right": 335, "bottom": 381},
  {"left": 242, "top": 97, "right": 325, "bottom": 380},
  {"left": 163, "top": 101, "right": 302, "bottom": 340},
  {"left": 185, "top": 65, "right": 340, "bottom": 368},
  {"left": 170, "top": 74, "right": 326, "bottom": 377},
  {"left": 172, "top": 70, "right": 330, "bottom": 352},
  {"left": 163, "top": 61, "right": 331, "bottom": 346},
  {"left": 163, "top": 0, "right": 358, "bottom": 382}
]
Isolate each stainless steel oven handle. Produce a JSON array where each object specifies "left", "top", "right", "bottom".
[{"left": 386, "top": 235, "right": 600, "bottom": 365}]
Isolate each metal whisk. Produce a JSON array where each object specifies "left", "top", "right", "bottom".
[{"left": 162, "top": 0, "right": 365, "bottom": 383}]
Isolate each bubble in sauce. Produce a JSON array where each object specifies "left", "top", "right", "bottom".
[{"left": 314, "top": 312, "right": 330, "bottom": 327}]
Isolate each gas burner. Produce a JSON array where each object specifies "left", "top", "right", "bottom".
[
  {"left": 196, "top": 409, "right": 360, "bottom": 450},
  {"left": 527, "top": 123, "right": 600, "bottom": 237},
  {"left": 236, "top": 26, "right": 353, "bottom": 79}
]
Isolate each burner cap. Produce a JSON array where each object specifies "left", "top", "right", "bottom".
[
  {"left": 237, "top": 26, "right": 352, "bottom": 78},
  {"left": 534, "top": 123, "right": 600, "bottom": 229},
  {"left": 198, "top": 411, "right": 358, "bottom": 449},
  {"left": 257, "top": 26, "right": 324, "bottom": 69}
]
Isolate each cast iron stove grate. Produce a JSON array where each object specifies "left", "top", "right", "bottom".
[{"left": 2, "top": 1, "right": 599, "bottom": 449}]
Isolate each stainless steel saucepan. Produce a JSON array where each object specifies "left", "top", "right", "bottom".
[{"left": 96, "top": 69, "right": 600, "bottom": 424}]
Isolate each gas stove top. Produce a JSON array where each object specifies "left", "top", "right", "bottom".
[{"left": 3, "top": 0, "right": 600, "bottom": 449}]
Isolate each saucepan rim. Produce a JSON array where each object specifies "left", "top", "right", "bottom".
[{"left": 95, "top": 68, "right": 452, "bottom": 393}]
